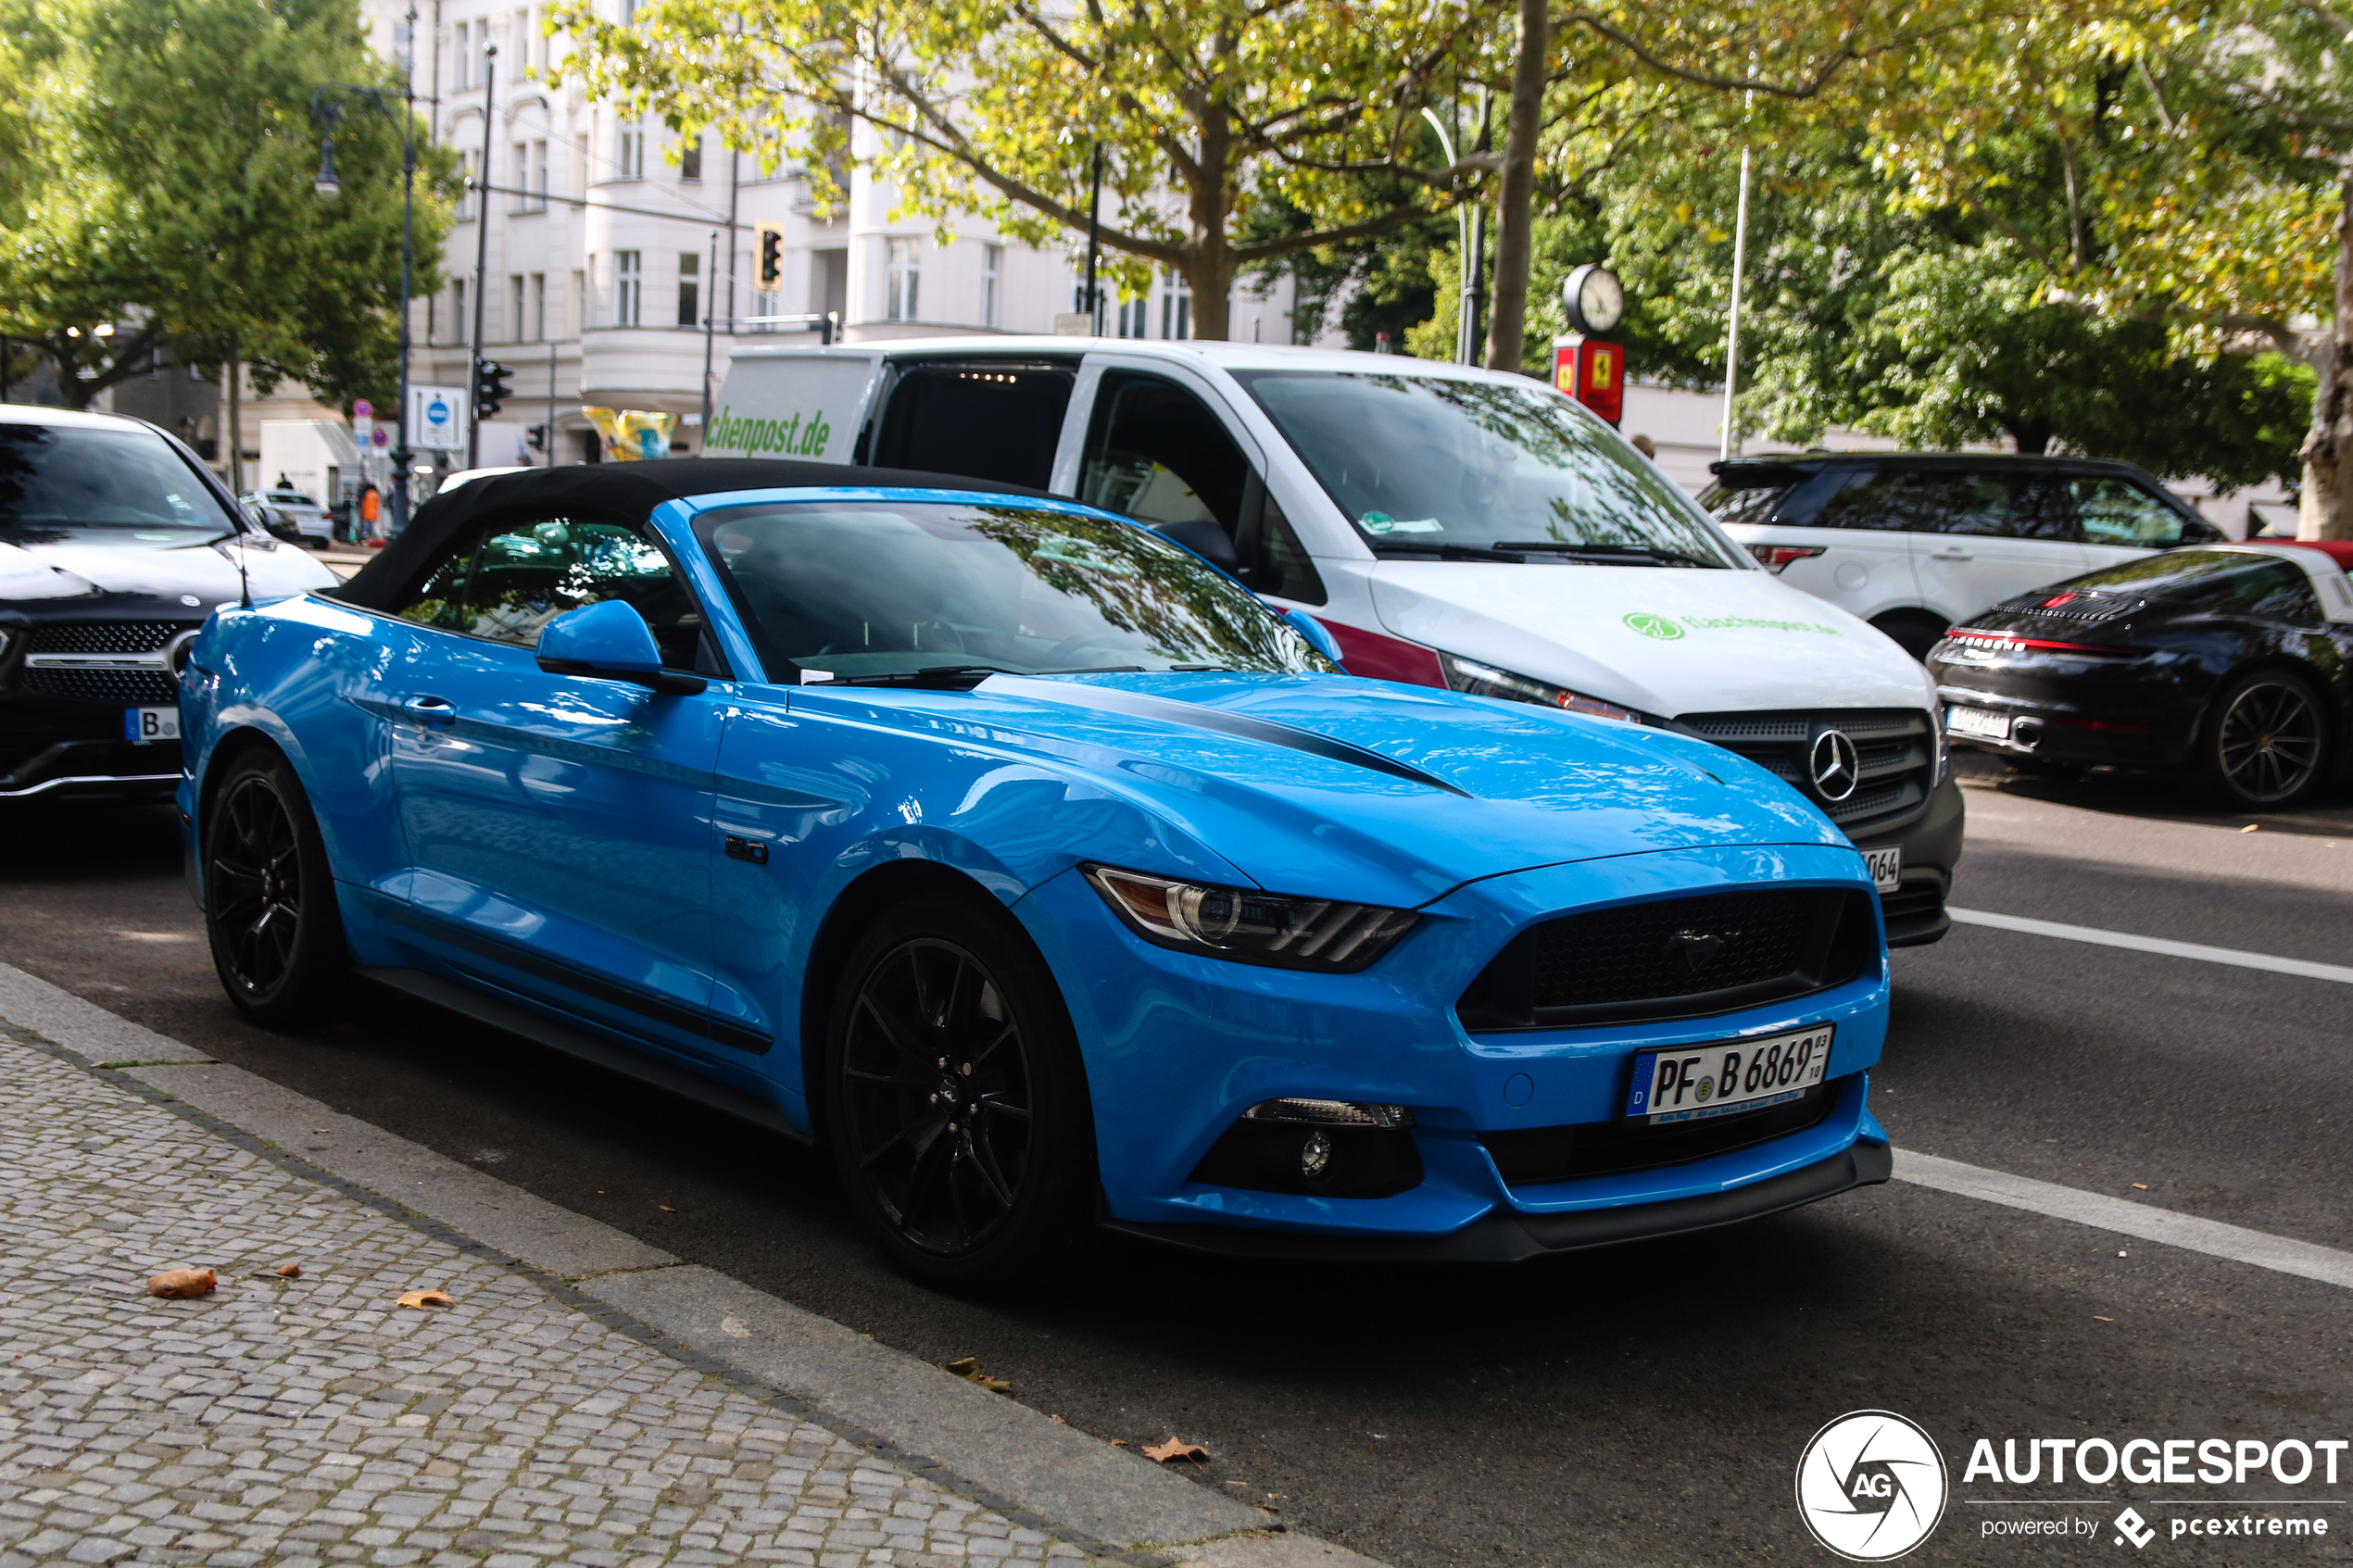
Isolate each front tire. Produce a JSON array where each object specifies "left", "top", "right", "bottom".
[
  {"left": 203, "top": 750, "right": 349, "bottom": 1027},
  {"left": 2197, "top": 669, "right": 2331, "bottom": 809},
  {"left": 1869, "top": 609, "right": 1951, "bottom": 663},
  {"left": 824, "top": 893, "right": 1097, "bottom": 1291}
]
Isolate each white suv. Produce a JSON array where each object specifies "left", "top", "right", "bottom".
[{"left": 1704, "top": 453, "right": 2225, "bottom": 659}]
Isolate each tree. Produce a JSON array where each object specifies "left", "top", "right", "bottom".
[
  {"left": 545, "top": 0, "right": 1498, "bottom": 340},
  {"left": 0, "top": 0, "right": 452, "bottom": 412}
]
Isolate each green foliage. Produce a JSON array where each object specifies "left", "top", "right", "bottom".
[{"left": 0, "top": 0, "right": 454, "bottom": 409}]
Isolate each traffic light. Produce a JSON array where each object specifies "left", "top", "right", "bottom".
[
  {"left": 472, "top": 360, "right": 512, "bottom": 420},
  {"left": 754, "top": 220, "right": 785, "bottom": 288},
  {"left": 525, "top": 423, "right": 547, "bottom": 453}
]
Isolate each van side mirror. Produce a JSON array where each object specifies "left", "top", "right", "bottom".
[{"left": 536, "top": 600, "right": 706, "bottom": 695}]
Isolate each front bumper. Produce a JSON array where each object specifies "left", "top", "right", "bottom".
[
  {"left": 0, "top": 708, "right": 182, "bottom": 800},
  {"left": 1847, "top": 770, "right": 1964, "bottom": 947},
  {"left": 1104, "top": 1135, "right": 1892, "bottom": 1261},
  {"left": 1015, "top": 844, "right": 1893, "bottom": 1258}
]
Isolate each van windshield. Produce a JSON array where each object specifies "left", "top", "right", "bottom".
[{"left": 1233, "top": 371, "right": 1741, "bottom": 568}]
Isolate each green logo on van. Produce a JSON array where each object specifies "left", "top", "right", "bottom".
[
  {"left": 710, "top": 403, "right": 832, "bottom": 458},
  {"left": 1623, "top": 612, "right": 1685, "bottom": 641}
]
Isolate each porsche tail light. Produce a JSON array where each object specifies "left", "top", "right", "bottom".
[{"left": 1942, "top": 628, "right": 2139, "bottom": 658}]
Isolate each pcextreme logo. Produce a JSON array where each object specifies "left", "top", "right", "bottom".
[{"left": 1796, "top": 1411, "right": 1950, "bottom": 1562}]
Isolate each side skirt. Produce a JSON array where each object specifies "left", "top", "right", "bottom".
[{"left": 357, "top": 966, "right": 812, "bottom": 1147}]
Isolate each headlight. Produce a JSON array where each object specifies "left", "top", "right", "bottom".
[
  {"left": 1441, "top": 652, "right": 1642, "bottom": 722},
  {"left": 1083, "top": 865, "right": 1418, "bottom": 972},
  {"left": 1931, "top": 705, "right": 1950, "bottom": 785}
]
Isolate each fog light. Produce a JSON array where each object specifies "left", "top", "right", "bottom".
[{"left": 1300, "top": 1129, "right": 1333, "bottom": 1179}]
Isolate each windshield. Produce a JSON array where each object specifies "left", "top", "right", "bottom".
[
  {"left": 1234, "top": 370, "right": 1742, "bottom": 567},
  {"left": 0, "top": 422, "right": 234, "bottom": 539},
  {"left": 693, "top": 500, "right": 1336, "bottom": 683}
]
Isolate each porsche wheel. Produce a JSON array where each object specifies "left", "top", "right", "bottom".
[
  {"left": 824, "top": 894, "right": 1096, "bottom": 1291},
  {"left": 203, "top": 750, "right": 349, "bottom": 1027},
  {"left": 2198, "top": 670, "right": 2330, "bottom": 809}
]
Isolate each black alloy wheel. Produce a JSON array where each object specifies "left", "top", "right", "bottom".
[
  {"left": 203, "top": 751, "right": 348, "bottom": 1026},
  {"left": 2201, "top": 670, "right": 2330, "bottom": 809},
  {"left": 825, "top": 895, "right": 1095, "bottom": 1289}
]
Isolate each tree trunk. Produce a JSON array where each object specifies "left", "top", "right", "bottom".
[
  {"left": 2298, "top": 163, "right": 2353, "bottom": 541},
  {"left": 1484, "top": 0, "right": 1550, "bottom": 373}
]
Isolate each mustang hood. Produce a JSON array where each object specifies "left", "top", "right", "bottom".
[
  {"left": 1369, "top": 561, "right": 1933, "bottom": 718},
  {"left": 824, "top": 671, "right": 1849, "bottom": 908},
  {"left": 3, "top": 532, "right": 336, "bottom": 603}
]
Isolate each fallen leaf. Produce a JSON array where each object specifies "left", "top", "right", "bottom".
[
  {"left": 2131, "top": 1184, "right": 2148, "bottom": 1191},
  {"left": 1050, "top": 1414, "right": 1066, "bottom": 1424},
  {"left": 1145, "top": 1437, "right": 1209, "bottom": 1463},
  {"left": 721, "top": 1317, "right": 751, "bottom": 1338},
  {"left": 2242, "top": 823, "right": 2260, "bottom": 833},
  {"left": 1109, "top": 1439, "right": 1130, "bottom": 1449},
  {"left": 146, "top": 1268, "right": 216, "bottom": 1299},
  {"left": 940, "top": 1356, "right": 1013, "bottom": 1394},
  {"left": 2094, "top": 1315, "right": 2114, "bottom": 1322},
  {"left": 1256, "top": 1505, "right": 1283, "bottom": 1516},
  {"left": 274, "top": 1263, "right": 302, "bottom": 1278},
  {"left": 396, "top": 1289, "right": 454, "bottom": 1310},
  {"left": 657, "top": 1204, "right": 675, "bottom": 1212}
]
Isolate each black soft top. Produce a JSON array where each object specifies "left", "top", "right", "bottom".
[{"left": 332, "top": 458, "right": 1046, "bottom": 611}]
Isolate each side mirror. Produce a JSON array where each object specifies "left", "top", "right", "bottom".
[
  {"left": 1281, "top": 607, "right": 1345, "bottom": 666},
  {"left": 535, "top": 600, "right": 705, "bottom": 695}
]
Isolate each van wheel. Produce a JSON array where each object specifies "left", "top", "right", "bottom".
[
  {"left": 824, "top": 894, "right": 1097, "bottom": 1292},
  {"left": 2198, "top": 670, "right": 2330, "bottom": 809},
  {"left": 1869, "top": 610, "right": 1951, "bottom": 662},
  {"left": 203, "top": 750, "right": 350, "bottom": 1027}
]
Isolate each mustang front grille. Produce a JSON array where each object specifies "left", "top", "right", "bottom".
[{"left": 1456, "top": 886, "right": 1877, "bottom": 1031}]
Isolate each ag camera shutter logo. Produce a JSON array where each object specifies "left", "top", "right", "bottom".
[{"left": 1795, "top": 1411, "right": 1948, "bottom": 1561}]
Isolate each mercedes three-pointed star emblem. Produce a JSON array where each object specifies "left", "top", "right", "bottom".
[{"left": 1810, "top": 728, "right": 1861, "bottom": 802}]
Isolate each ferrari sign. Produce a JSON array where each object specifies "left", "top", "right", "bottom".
[{"left": 1553, "top": 335, "right": 1625, "bottom": 427}]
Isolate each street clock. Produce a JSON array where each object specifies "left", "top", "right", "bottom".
[{"left": 1563, "top": 264, "right": 1625, "bottom": 335}]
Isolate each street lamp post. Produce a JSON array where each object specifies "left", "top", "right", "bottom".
[{"left": 309, "top": 2, "right": 422, "bottom": 535}]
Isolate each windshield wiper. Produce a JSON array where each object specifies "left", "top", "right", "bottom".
[
  {"left": 1492, "top": 540, "right": 1723, "bottom": 569},
  {"left": 1366, "top": 541, "right": 1528, "bottom": 562},
  {"left": 832, "top": 663, "right": 1018, "bottom": 689}
]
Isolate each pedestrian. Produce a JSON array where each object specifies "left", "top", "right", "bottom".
[{"left": 1630, "top": 433, "right": 1656, "bottom": 459}]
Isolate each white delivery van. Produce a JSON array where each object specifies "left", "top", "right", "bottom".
[{"left": 708, "top": 339, "right": 1962, "bottom": 944}]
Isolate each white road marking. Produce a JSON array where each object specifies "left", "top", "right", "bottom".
[
  {"left": 1948, "top": 906, "right": 2353, "bottom": 985},
  {"left": 1895, "top": 1150, "right": 2353, "bottom": 1291}
]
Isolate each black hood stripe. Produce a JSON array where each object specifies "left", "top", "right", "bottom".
[{"left": 986, "top": 675, "right": 1470, "bottom": 797}]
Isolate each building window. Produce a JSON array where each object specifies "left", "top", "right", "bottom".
[
  {"left": 617, "top": 121, "right": 644, "bottom": 181},
  {"left": 615, "top": 250, "right": 641, "bottom": 325},
  {"left": 679, "top": 134, "right": 702, "bottom": 182},
  {"left": 885, "top": 237, "right": 920, "bottom": 323},
  {"left": 1161, "top": 271, "right": 1190, "bottom": 340},
  {"left": 621, "top": 0, "right": 639, "bottom": 19},
  {"left": 571, "top": 269, "right": 585, "bottom": 335},
  {"left": 453, "top": 19, "right": 473, "bottom": 90},
  {"left": 512, "top": 8, "right": 533, "bottom": 74},
  {"left": 981, "top": 244, "right": 1001, "bottom": 329},
  {"left": 676, "top": 252, "right": 700, "bottom": 328},
  {"left": 510, "top": 274, "right": 525, "bottom": 342},
  {"left": 1115, "top": 295, "right": 1147, "bottom": 339},
  {"left": 531, "top": 273, "right": 547, "bottom": 341},
  {"left": 451, "top": 279, "right": 468, "bottom": 345}
]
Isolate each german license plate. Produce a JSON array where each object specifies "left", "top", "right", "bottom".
[
  {"left": 1626, "top": 1024, "right": 1833, "bottom": 1124},
  {"left": 125, "top": 706, "right": 180, "bottom": 743},
  {"left": 1863, "top": 845, "right": 1901, "bottom": 893},
  {"left": 1946, "top": 704, "right": 2011, "bottom": 741}
]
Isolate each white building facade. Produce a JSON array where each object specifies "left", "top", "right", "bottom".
[{"left": 358, "top": 0, "right": 1327, "bottom": 476}]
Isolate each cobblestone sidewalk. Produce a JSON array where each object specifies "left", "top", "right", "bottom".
[{"left": 0, "top": 1033, "right": 1088, "bottom": 1568}]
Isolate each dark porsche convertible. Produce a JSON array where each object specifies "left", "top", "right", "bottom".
[{"left": 1929, "top": 541, "right": 2353, "bottom": 809}]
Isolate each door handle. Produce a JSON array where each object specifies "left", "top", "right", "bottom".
[
  {"left": 400, "top": 695, "right": 458, "bottom": 728},
  {"left": 1929, "top": 548, "right": 1973, "bottom": 561}
]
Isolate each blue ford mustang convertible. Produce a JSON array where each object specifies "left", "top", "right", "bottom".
[{"left": 179, "top": 459, "right": 1894, "bottom": 1286}]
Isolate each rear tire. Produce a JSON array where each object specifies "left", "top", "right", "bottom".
[
  {"left": 2197, "top": 669, "right": 2331, "bottom": 809},
  {"left": 1869, "top": 609, "right": 1951, "bottom": 662},
  {"left": 202, "top": 750, "right": 349, "bottom": 1027},
  {"left": 823, "top": 893, "right": 1098, "bottom": 1292}
]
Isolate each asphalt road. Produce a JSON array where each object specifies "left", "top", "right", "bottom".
[{"left": 5, "top": 754, "right": 2350, "bottom": 1565}]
